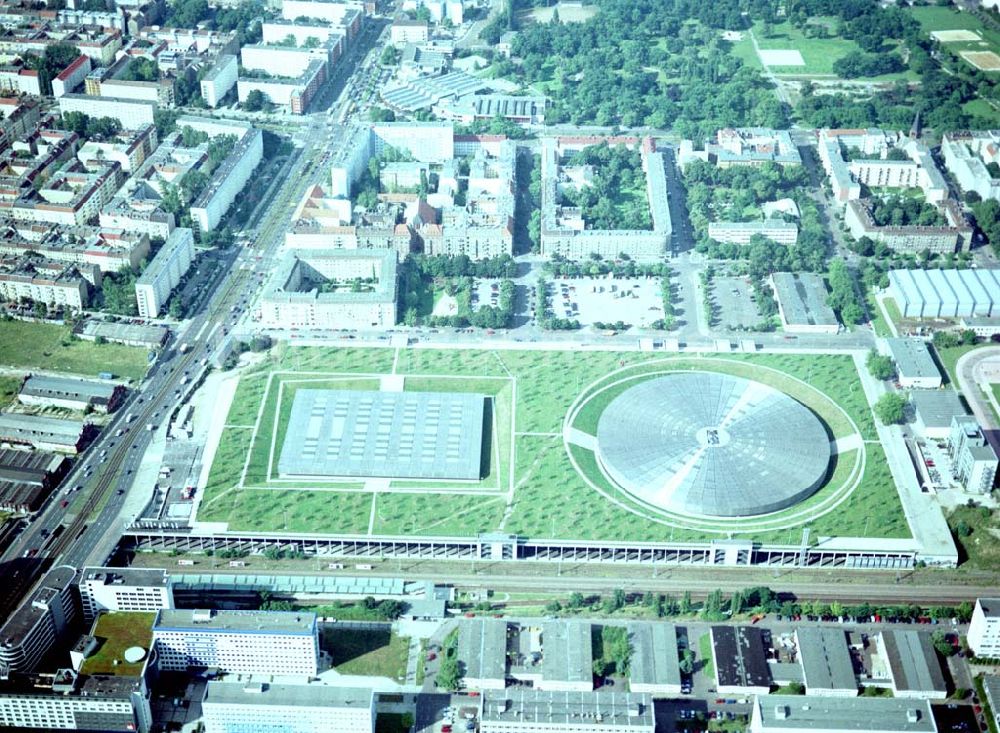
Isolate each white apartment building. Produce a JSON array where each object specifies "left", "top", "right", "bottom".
[
  {"left": 200, "top": 55, "right": 238, "bottom": 108},
  {"left": 402, "top": 0, "right": 464, "bottom": 24},
  {"left": 372, "top": 122, "right": 455, "bottom": 162},
  {"left": 708, "top": 219, "right": 798, "bottom": 245},
  {"left": 79, "top": 568, "right": 173, "bottom": 624},
  {"left": 949, "top": 417, "right": 999, "bottom": 495},
  {"left": 202, "top": 682, "right": 374, "bottom": 733},
  {"left": 57, "top": 94, "right": 156, "bottom": 130},
  {"left": 281, "top": 0, "right": 364, "bottom": 31},
  {"left": 390, "top": 20, "right": 429, "bottom": 47},
  {"left": 261, "top": 21, "right": 346, "bottom": 51},
  {"left": 51, "top": 55, "right": 92, "bottom": 97},
  {"left": 0, "top": 672, "right": 150, "bottom": 733},
  {"left": 942, "top": 131, "right": 1000, "bottom": 202},
  {"left": 180, "top": 118, "right": 263, "bottom": 232},
  {"left": 152, "top": 609, "right": 320, "bottom": 676},
  {"left": 134, "top": 227, "right": 195, "bottom": 318},
  {"left": 969, "top": 598, "right": 1000, "bottom": 658},
  {"left": 0, "top": 261, "right": 90, "bottom": 309},
  {"left": 0, "top": 66, "right": 42, "bottom": 96}
]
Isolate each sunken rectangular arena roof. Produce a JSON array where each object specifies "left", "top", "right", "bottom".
[{"left": 277, "top": 389, "right": 486, "bottom": 481}]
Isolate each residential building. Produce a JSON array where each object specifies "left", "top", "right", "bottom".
[
  {"left": 0, "top": 27, "right": 122, "bottom": 65},
  {"left": 705, "top": 128, "right": 802, "bottom": 168},
  {"left": 202, "top": 682, "right": 374, "bottom": 733},
  {"left": 134, "top": 227, "right": 194, "bottom": 318},
  {"left": 200, "top": 55, "right": 238, "bottom": 108},
  {"left": 749, "top": 695, "right": 935, "bottom": 733},
  {"left": 479, "top": 690, "right": 655, "bottom": 733},
  {"left": 0, "top": 257, "right": 91, "bottom": 310},
  {"left": 373, "top": 122, "right": 455, "bottom": 162},
  {"left": 0, "top": 63, "right": 41, "bottom": 96},
  {"left": 237, "top": 58, "right": 328, "bottom": 114},
  {"left": 540, "top": 137, "right": 671, "bottom": 260},
  {"left": 459, "top": 618, "right": 507, "bottom": 690},
  {"left": 0, "top": 566, "right": 77, "bottom": 673},
  {"left": 628, "top": 622, "right": 682, "bottom": 696},
  {"left": 261, "top": 20, "right": 347, "bottom": 52},
  {"left": 0, "top": 449, "right": 68, "bottom": 514},
  {"left": 260, "top": 248, "right": 397, "bottom": 330},
  {"left": 76, "top": 125, "right": 159, "bottom": 174},
  {"left": 796, "top": 628, "right": 857, "bottom": 697},
  {"left": 1, "top": 160, "right": 121, "bottom": 227},
  {"left": 0, "top": 226, "right": 151, "bottom": 274},
  {"left": 948, "top": 417, "right": 999, "bottom": 495},
  {"left": 888, "top": 269, "right": 1000, "bottom": 319},
  {"left": 57, "top": 93, "right": 156, "bottom": 130},
  {"left": 969, "top": 598, "right": 1000, "bottom": 658},
  {"left": 844, "top": 199, "right": 972, "bottom": 255},
  {"left": 0, "top": 413, "right": 93, "bottom": 454},
  {"left": 941, "top": 131, "right": 1000, "bottom": 202},
  {"left": 884, "top": 338, "right": 943, "bottom": 389},
  {"left": 79, "top": 568, "right": 173, "bottom": 624},
  {"left": 19, "top": 375, "right": 126, "bottom": 413},
  {"left": 152, "top": 609, "right": 320, "bottom": 675},
  {"left": 875, "top": 631, "right": 947, "bottom": 700},
  {"left": 51, "top": 55, "right": 92, "bottom": 97},
  {"left": 708, "top": 219, "right": 798, "bottom": 245},
  {"left": 402, "top": 0, "right": 464, "bottom": 25},
  {"left": 281, "top": 0, "right": 364, "bottom": 37},
  {"left": 178, "top": 118, "right": 263, "bottom": 232}
]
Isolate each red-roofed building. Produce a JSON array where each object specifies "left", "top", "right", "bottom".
[{"left": 52, "top": 55, "right": 92, "bottom": 98}]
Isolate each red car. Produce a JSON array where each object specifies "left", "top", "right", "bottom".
[{"left": 61, "top": 499, "right": 69, "bottom": 508}]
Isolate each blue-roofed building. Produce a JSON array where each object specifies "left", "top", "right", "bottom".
[{"left": 888, "top": 269, "right": 1000, "bottom": 319}]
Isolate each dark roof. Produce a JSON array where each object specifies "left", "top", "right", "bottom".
[{"left": 712, "top": 626, "right": 771, "bottom": 689}]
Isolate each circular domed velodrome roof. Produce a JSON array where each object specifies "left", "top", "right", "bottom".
[{"left": 595, "top": 372, "right": 831, "bottom": 517}]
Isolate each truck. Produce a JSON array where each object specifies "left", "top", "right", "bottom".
[
  {"left": 98, "top": 371, "right": 115, "bottom": 380},
  {"left": 146, "top": 423, "right": 156, "bottom": 432},
  {"left": 178, "top": 343, "right": 190, "bottom": 354}
]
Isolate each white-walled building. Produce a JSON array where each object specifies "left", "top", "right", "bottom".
[
  {"left": 884, "top": 338, "right": 943, "bottom": 389},
  {"left": 51, "top": 55, "right": 92, "bottom": 97},
  {"left": 0, "top": 566, "right": 77, "bottom": 674},
  {"left": 200, "top": 55, "right": 238, "bottom": 108},
  {"left": 57, "top": 94, "right": 156, "bottom": 130},
  {"left": 390, "top": 20, "right": 429, "bottom": 47},
  {"left": 134, "top": 227, "right": 194, "bottom": 318},
  {"left": 79, "top": 568, "right": 173, "bottom": 624},
  {"left": 949, "top": 417, "right": 999, "bottom": 495},
  {"left": 941, "top": 131, "right": 1000, "bottom": 202},
  {"left": 708, "top": 219, "right": 798, "bottom": 245},
  {"left": 202, "top": 682, "right": 374, "bottom": 733},
  {"left": 749, "top": 695, "right": 935, "bottom": 733},
  {"left": 479, "top": 690, "right": 655, "bottom": 733},
  {"left": 152, "top": 609, "right": 320, "bottom": 676},
  {"left": 969, "top": 598, "right": 1000, "bottom": 658}
]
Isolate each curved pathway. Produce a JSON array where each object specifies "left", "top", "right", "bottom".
[{"left": 956, "top": 345, "right": 1000, "bottom": 454}]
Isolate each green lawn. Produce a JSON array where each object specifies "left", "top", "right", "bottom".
[
  {"left": 321, "top": 628, "right": 409, "bottom": 681},
  {"left": 948, "top": 504, "right": 1000, "bottom": 571},
  {"left": 699, "top": 632, "right": 715, "bottom": 679},
  {"left": 0, "top": 376, "right": 21, "bottom": 406},
  {"left": 197, "top": 347, "right": 909, "bottom": 544},
  {"left": 0, "top": 321, "right": 150, "bottom": 381},
  {"left": 81, "top": 612, "right": 156, "bottom": 676},
  {"left": 933, "top": 343, "right": 985, "bottom": 387},
  {"left": 751, "top": 20, "right": 861, "bottom": 75},
  {"left": 964, "top": 98, "right": 1000, "bottom": 126}
]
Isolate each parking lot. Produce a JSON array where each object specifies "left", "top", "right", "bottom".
[
  {"left": 712, "top": 276, "right": 762, "bottom": 330},
  {"left": 548, "top": 277, "right": 664, "bottom": 328}
]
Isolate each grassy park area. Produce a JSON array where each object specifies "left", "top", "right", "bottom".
[
  {"left": 197, "top": 346, "right": 909, "bottom": 545},
  {"left": 321, "top": 627, "right": 410, "bottom": 681},
  {"left": 0, "top": 321, "right": 150, "bottom": 381}
]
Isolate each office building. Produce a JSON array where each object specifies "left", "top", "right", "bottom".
[
  {"left": 795, "top": 628, "right": 857, "bottom": 697},
  {"left": 0, "top": 566, "right": 77, "bottom": 674},
  {"left": 884, "top": 338, "right": 943, "bottom": 389},
  {"left": 876, "top": 631, "right": 947, "bottom": 700},
  {"left": 628, "top": 622, "right": 682, "bottom": 695},
  {"left": 390, "top": 20, "right": 429, "bottom": 47},
  {"left": 152, "top": 609, "right": 319, "bottom": 675},
  {"left": 459, "top": 618, "right": 508, "bottom": 690},
  {"left": 202, "top": 682, "right": 374, "bottom": 733},
  {"left": 0, "top": 413, "right": 92, "bottom": 454},
  {"left": 19, "top": 375, "right": 126, "bottom": 414},
  {"left": 969, "top": 598, "right": 1000, "bottom": 658},
  {"left": 134, "top": 227, "right": 195, "bottom": 318},
  {"left": 79, "top": 568, "right": 173, "bottom": 624},
  {"left": 888, "top": 269, "right": 1000, "bottom": 319},
  {"left": 479, "top": 689, "right": 655, "bottom": 733},
  {"left": 948, "top": 417, "right": 999, "bottom": 495},
  {"left": 539, "top": 621, "right": 593, "bottom": 692},
  {"left": 749, "top": 695, "right": 935, "bottom": 733},
  {"left": 260, "top": 248, "right": 397, "bottom": 330}
]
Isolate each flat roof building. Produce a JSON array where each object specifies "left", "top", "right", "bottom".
[
  {"left": 749, "top": 694, "right": 935, "bottom": 733},
  {"left": 912, "top": 391, "right": 967, "bottom": 440},
  {"left": 0, "top": 566, "right": 77, "bottom": 674},
  {"left": 76, "top": 319, "right": 168, "bottom": 348},
  {"left": 134, "top": 227, "right": 194, "bottom": 318},
  {"left": 19, "top": 374, "right": 126, "bottom": 414},
  {"left": 969, "top": 598, "right": 1000, "bottom": 658},
  {"left": 795, "top": 628, "right": 857, "bottom": 697},
  {"left": 202, "top": 681, "right": 374, "bottom": 733},
  {"left": 628, "top": 622, "right": 682, "bottom": 695},
  {"left": 711, "top": 626, "right": 771, "bottom": 695},
  {"left": 152, "top": 609, "right": 319, "bottom": 676},
  {"left": 770, "top": 272, "right": 839, "bottom": 334},
  {"left": 0, "top": 449, "right": 69, "bottom": 514},
  {"left": 277, "top": 389, "right": 485, "bottom": 481},
  {"left": 79, "top": 567, "right": 173, "bottom": 624},
  {"left": 949, "top": 416, "right": 998, "bottom": 495},
  {"left": 459, "top": 618, "right": 508, "bottom": 690},
  {"left": 479, "top": 689, "right": 655, "bottom": 733},
  {"left": 876, "top": 631, "right": 947, "bottom": 699},
  {"left": 888, "top": 269, "right": 1000, "bottom": 319},
  {"left": 885, "top": 338, "right": 943, "bottom": 389},
  {"left": 541, "top": 621, "right": 593, "bottom": 692}
]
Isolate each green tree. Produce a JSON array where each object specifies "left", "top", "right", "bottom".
[
  {"left": 931, "top": 630, "right": 956, "bottom": 657},
  {"left": 243, "top": 89, "right": 269, "bottom": 112},
  {"left": 874, "top": 392, "right": 908, "bottom": 425},
  {"left": 866, "top": 349, "right": 896, "bottom": 380}
]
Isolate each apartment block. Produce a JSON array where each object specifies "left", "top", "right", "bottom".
[
  {"left": 969, "top": 598, "right": 1000, "bottom": 658},
  {"left": 0, "top": 566, "right": 77, "bottom": 674},
  {"left": 134, "top": 227, "right": 194, "bottom": 318},
  {"left": 941, "top": 131, "right": 1000, "bottom": 202}
]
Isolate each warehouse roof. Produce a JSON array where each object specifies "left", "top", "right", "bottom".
[
  {"left": 20, "top": 375, "right": 118, "bottom": 403},
  {"left": 542, "top": 621, "right": 592, "bottom": 685},
  {"left": 480, "top": 689, "right": 653, "bottom": 729},
  {"left": 0, "top": 412, "right": 86, "bottom": 444},
  {"left": 880, "top": 631, "right": 946, "bottom": 696},
  {"left": 459, "top": 618, "right": 507, "bottom": 685},
  {"left": 771, "top": 272, "right": 839, "bottom": 328},
  {"left": 886, "top": 338, "right": 941, "bottom": 382},
  {"left": 628, "top": 622, "right": 681, "bottom": 689},
  {"left": 204, "top": 681, "right": 372, "bottom": 709},
  {"left": 795, "top": 627, "right": 857, "bottom": 693},
  {"left": 712, "top": 626, "right": 771, "bottom": 690},
  {"left": 911, "top": 390, "right": 967, "bottom": 430}
]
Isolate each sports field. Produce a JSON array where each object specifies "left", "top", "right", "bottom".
[
  {"left": 912, "top": 6, "right": 1000, "bottom": 75},
  {"left": 198, "top": 346, "right": 909, "bottom": 544}
]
